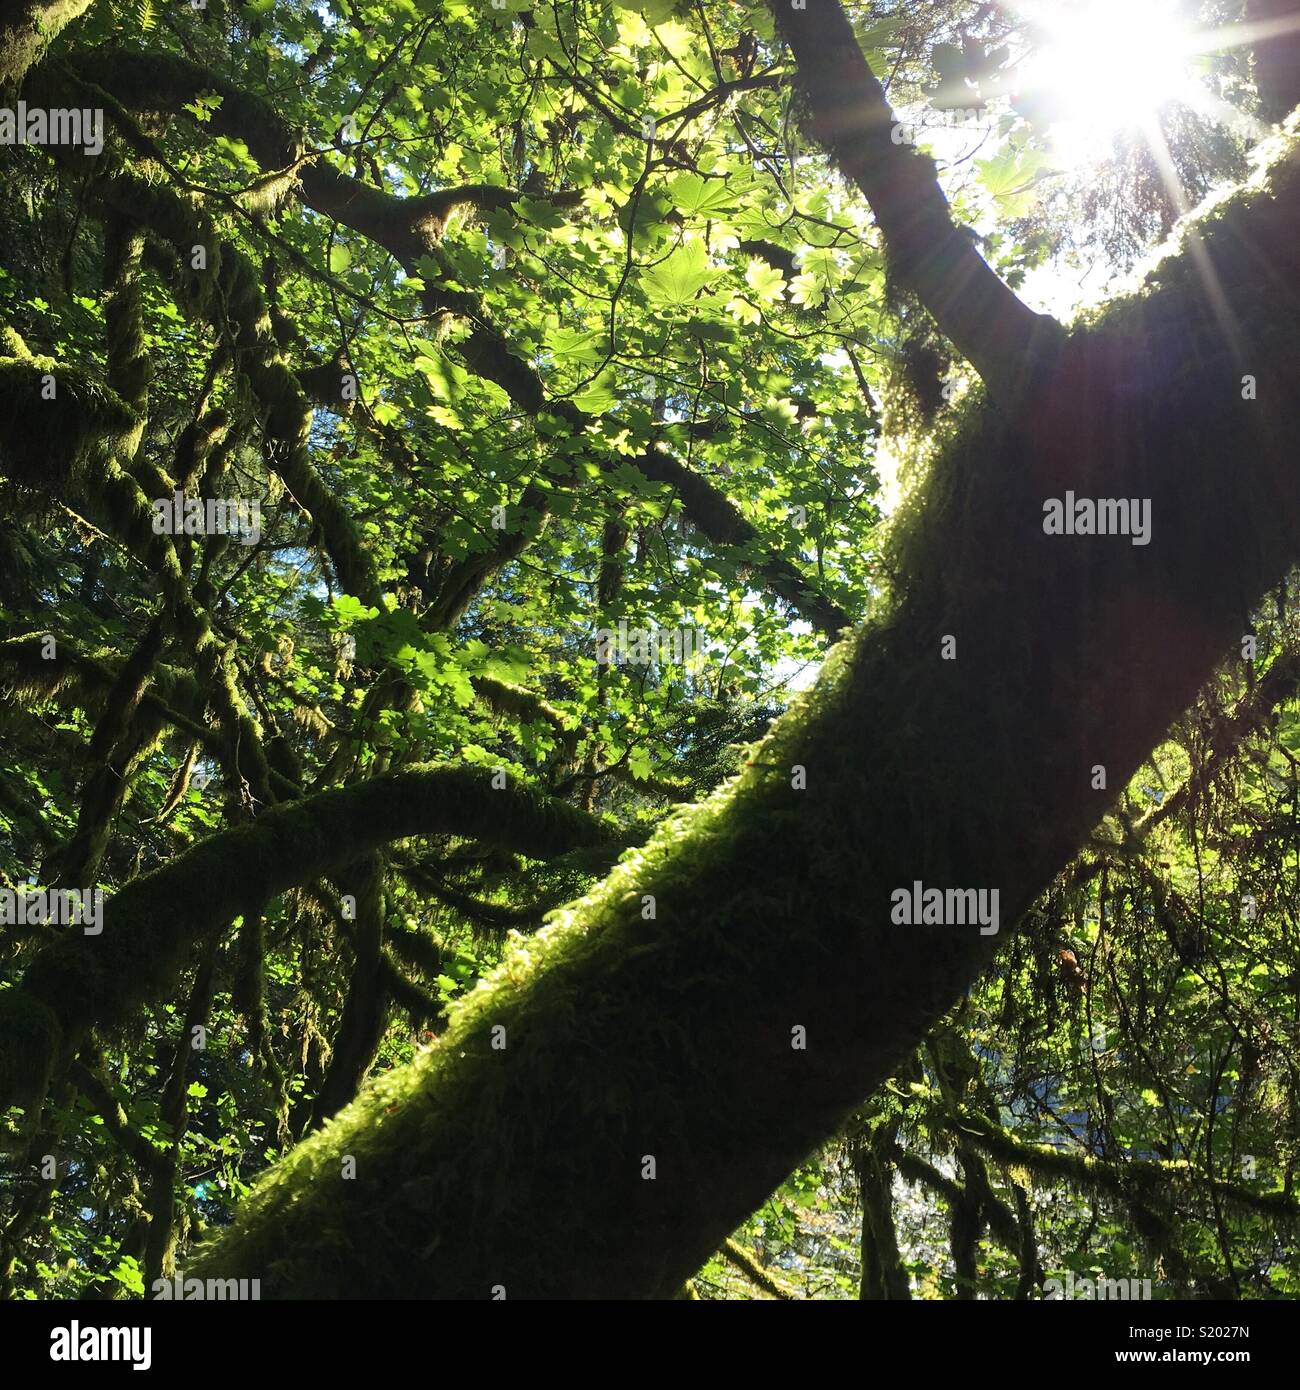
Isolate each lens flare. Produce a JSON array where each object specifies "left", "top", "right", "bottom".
[{"left": 1016, "top": 0, "right": 1205, "bottom": 167}]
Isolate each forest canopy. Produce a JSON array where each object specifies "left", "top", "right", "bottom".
[{"left": 1, "top": 0, "right": 1299, "bottom": 1302}]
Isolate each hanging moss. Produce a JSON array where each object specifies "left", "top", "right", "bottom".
[
  {"left": 78, "top": 165, "right": 383, "bottom": 607},
  {"left": 0, "top": 764, "right": 615, "bottom": 1119},
  {"left": 0, "top": 350, "right": 140, "bottom": 494},
  {"left": 103, "top": 219, "right": 150, "bottom": 422},
  {"left": 957, "top": 1108, "right": 1300, "bottom": 1225}
]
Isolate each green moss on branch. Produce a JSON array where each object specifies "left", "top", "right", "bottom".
[{"left": 0, "top": 765, "right": 613, "bottom": 1116}]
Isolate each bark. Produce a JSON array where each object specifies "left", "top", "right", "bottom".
[
  {"left": 1250, "top": 0, "right": 1300, "bottom": 122},
  {"left": 184, "top": 129, "right": 1300, "bottom": 1295},
  {"left": 0, "top": 0, "right": 92, "bottom": 86}
]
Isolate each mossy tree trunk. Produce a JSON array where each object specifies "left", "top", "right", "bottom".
[
  {"left": 0, "top": 0, "right": 93, "bottom": 86},
  {"left": 5, "top": 0, "right": 1299, "bottom": 1300},
  {"left": 855, "top": 1137, "right": 910, "bottom": 1301},
  {"left": 183, "top": 115, "right": 1300, "bottom": 1292}
]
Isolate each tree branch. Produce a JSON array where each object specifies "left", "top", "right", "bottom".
[
  {"left": 0, "top": 764, "right": 614, "bottom": 1115},
  {"left": 769, "top": 0, "right": 1062, "bottom": 398}
]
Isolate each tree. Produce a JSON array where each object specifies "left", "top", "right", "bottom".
[{"left": 1, "top": 0, "right": 1298, "bottom": 1299}]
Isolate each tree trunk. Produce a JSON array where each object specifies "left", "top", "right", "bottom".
[
  {"left": 188, "top": 127, "right": 1300, "bottom": 1294},
  {"left": 856, "top": 1139, "right": 910, "bottom": 1301},
  {"left": 1249, "top": 0, "right": 1300, "bottom": 121},
  {"left": 0, "top": 0, "right": 93, "bottom": 87}
]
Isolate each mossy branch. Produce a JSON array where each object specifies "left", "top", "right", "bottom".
[
  {"left": 0, "top": 0, "right": 93, "bottom": 86},
  {"left": 0, "top": 764, "right": 614, "bottom": 1116},
  {"left": 955, "top": 1110, "right": 1300, "bottom": 1224},
  {"left": 719, "top": 1238, "right": 795, "bottom": 1299}
]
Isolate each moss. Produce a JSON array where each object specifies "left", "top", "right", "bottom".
[
  {"left": 0, "top": 353, "right": 140, "bottom": 494},
  {"left": 471, "top": 675, "right": 576, "bottom": 745},
  {"left": 103, "top": 220, "right": 151, "bottom": 421},
  {"left": 959, "top": 1109, "right": 1300, "bottom": 1225},
  {"left": 63, "top": 161, "right": 382, "bottom": 606},
  {"left": 0, "top": 348, "right": 271, "bottom": 802},
  {"left": 0, "top": 0, "right": 94, "bottom": 87},
  {"left": 0, "top": 765, "right": 613, "bottom": 1116},
  {"left": 0, "top": 990, "right": 60, "bottom": 1120},
  {"left": 181, "top": 127, "right": 1300, "bottom": 1299}
]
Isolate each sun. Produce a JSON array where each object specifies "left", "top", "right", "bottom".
[{"left": 1015, "top": 0, "right": 1206, "bottom": 167}]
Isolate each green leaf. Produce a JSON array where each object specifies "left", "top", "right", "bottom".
[
  {"left": 570, "top": 368, "right": 620, "bottom": 413},
  {"left": 548, "top": 328, "right": 607, "bottom": 364},
  {"left": 666, "top": 173, "right": 733, "bottom": 216},
  {"left": 976, "top": 145, "right": 1053, "bottom": 217},
  {"left": 628, "top": 747, "right": 654, "bottom": 780},
  {"left": 416, "top": 349, "right": 470, "bottom": 401},
  {"left": 744, "top": 257, "right": 785, "bottom": 303},
  {"left": 642, "top": 239, "right": 713, "bottom": 305},
  {"left": 725, "top": 295, "right": 761, "bottom": 325},
  {"left": 517, "top": 196, "right": 567, "bottom": 231},
  {"left": 614, "top": 0, "right": 678, "bottom": 25},
  {"left": 110, "top": 1255, "right": 145, "bottom": 1296}
]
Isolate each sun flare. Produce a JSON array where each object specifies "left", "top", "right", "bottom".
[{"left": 1017, "top": 0, "right": 1206, "bottom": 167}]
